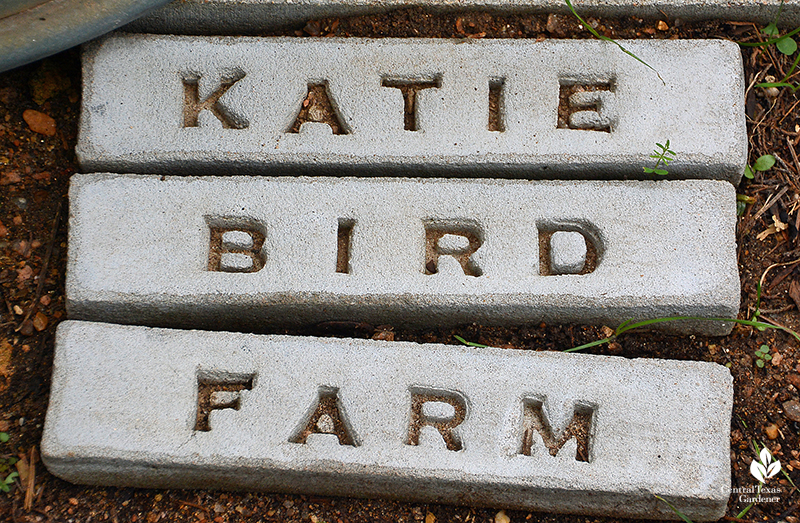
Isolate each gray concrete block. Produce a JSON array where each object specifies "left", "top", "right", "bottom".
[
  {"left": 42, "top": 320, "right": 733, "bottom": 520},
  {"left": 124, "top": 0, "right": 800, "bottom": 35},
  {"left": 78, "top": 34, "right": 746, "bottom": 182},
  {"left": 66, "top": 174, "right": 740, "bottom": 335}
]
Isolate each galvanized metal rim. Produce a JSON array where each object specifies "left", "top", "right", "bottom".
[{"left": 0, "top": 0, "right": 173, "bottom": 73}]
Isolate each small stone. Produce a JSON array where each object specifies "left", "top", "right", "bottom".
[
  {"left": 765, "top": 423, "right": 779, "bottom": 440},
  {"left": 0, "top": 221, "right": 6, "bottom": 237},
  {"left": 0, "top": 171, "right": 21, "bottom": 185},
  {"left": 372, "top": 329, "right": 395, "bottom": 341},
  {"left": 68, "top": 498, "right": 78, "bottom": 506},
  {"left": 213, "top": 503, "right": 225, "bottom": 513},
  {"left": 22, "top": 109, "right": 56, "bottom": 136},
  {"left": 495, "top": 510, "right": 511, "bottom": 523},
  {"left": 39, "top": 295, "right": 51, "bottom": 306},
  {"left": 771, "top": 352, "right": 783, "bottom": 366},
  {"left": 16, "top": 265, "right": 33, "bottom": 282},
  {"left": 308, "top": 105, "right": 324, "bottom": 122},
  {"left": 546, "top": 14, "right": 564, "bottom": 35},
  {"left": 657, "top": 20, "right": 669, "bottom": 31},
  {"left": 12, "top": 240, "right": 29, "bottom": 256},
  {"left": 787, "top": 373, "right": 800, "bottom": 390},
  {"left": 783, "top": 399, "right": 800, "bottom": 422},
  {"left": 425, "top": 513, "right": 435, "bottom": 523},
  {"left": 12, "top": 216, "right": 22, "bottom": 225},
  {"left": 32, "top": 312, "right": 47, "bottom": 332},
  {"left": 316, "top": 413, "right": 335, "bottom": 433},
  {"left": 13, "top": 305, "right": 23, "bottom": 315}
]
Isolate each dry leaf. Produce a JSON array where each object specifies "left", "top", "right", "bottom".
[
  {"left": 425, "top": 513, "right": 436, "bottom": 523},
  {"left": 15, "top": 454, "right": 29, "bottom": 486}
]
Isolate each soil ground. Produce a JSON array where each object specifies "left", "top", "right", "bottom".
[{"left": 1, "top": 7, "right": 800, "bottom": 523}]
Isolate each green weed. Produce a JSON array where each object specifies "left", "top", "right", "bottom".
[
  {"left": 0, "top": 432, "right": 17, "bottom": 494},
  {"left": 744, "top": 154, "right": 776, "bottom": 180},
  {"left": 643, "top": 140, "right": 675, "bottom": 175},
  {"left": 754, "top": 344, "right": 773, "bottom": 368},
  {"left": 739, "top": 2, "right": 800, "bottom": 92},
  {"left": 737, "top": 193, "right": 756, "bottom": 216}
]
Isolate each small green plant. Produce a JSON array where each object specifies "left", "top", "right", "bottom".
[
  {"left": 564, "top": 0, "right": 664, "bottom": 84},
  {"left": 744, "top": 154, "right": 776, "bottom": 179},
  {"left": 0, "top": 432, "right": 17, "bottom": 494},
  {"left": 0, "top": 472, "right": 17, "bottom": 493},
  {"left": 643, "top": 141, "right": 675, "bottom": 175},
  {"left": 737, "top": 193, "right": 756, "bottom": 216},
  {"left": 739, "top": 2, "right": 800, "bottom": 92},
  {"left": 754, "top": 344, "right": 772, "bottom": 368}
]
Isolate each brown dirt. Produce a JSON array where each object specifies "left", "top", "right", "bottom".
[{"left": 1, "top": 7, "right": 800, "bottom": 523}]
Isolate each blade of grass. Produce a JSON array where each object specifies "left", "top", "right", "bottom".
[
  {"left": 564, "top": 316, "right": 800, "bottom": 352},
  {"left": 654, "top": 495, "right": 694, "bottom": 523},
  {"left": 563, "top": 337, "right": 615, "bottom": 353},
  {"left": 564, "top": 0, "right": 664, "bottom": 84},
  {"left": 453, "top": 335, "right": 488, "bottom": 348}
]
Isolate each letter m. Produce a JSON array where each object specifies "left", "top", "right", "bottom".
[{"left": 519, "top": 397, "right": 595, "bottom": 463}]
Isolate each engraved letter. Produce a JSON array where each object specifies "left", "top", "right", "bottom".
[
  {"left": 194, "top": 372, "right": 255, "bottom": 431},
  {"left": 519, "top": 398, "right": 595, "bottom": 462},
  {"left": 406, "top": 388, "right": 467, "bottom": 451},
  {"left": 183, "top": 72, "right": 248, "bottom": 129},
  {"left": 289, "top": 386, "right": 359, "bottom": 446},
  {"left": 206, "top": 217, "right": 266, "bottom": 273},
  {"left": 382, "top": 76, "right": 442, "bottom": 131}
]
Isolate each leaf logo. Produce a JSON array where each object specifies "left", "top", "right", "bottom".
[{"left": 750, "top": 447, "right": 781, "bottom": 483}]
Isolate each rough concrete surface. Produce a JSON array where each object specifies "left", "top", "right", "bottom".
[
  {"left": 77, "top": 35, "right": 746, "bottom": 181},
  {"left": 66, "top": 174, "right": 739, "bottom": 334},
  {"left": 42, "top": 320, "right": 733, "bottom": 520},
  {"left": 124, "top": 0, "right": 800, "bottom": 34}
]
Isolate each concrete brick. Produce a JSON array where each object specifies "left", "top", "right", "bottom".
[
  {"left": 66, "top": 174, "right": 740, "bottom": 335},
  {"left": 78, "top": 34, "right": 746, "bottom": 182},
  {"left": 42, "top": 320, "right": 733, "bottom": 520},
  {"left": 124, "top": 0, "right": 800, "bottom": 35}
]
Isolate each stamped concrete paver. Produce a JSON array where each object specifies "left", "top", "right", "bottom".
[
  {"left": 78, "top": 35, "right": 746, "bottom": 181},
  {"left": 66, "top": 174, "right": 739, "bottom": 334},
  {"left": 42, "top": 320, "right": 733, "bottom": 521}
]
